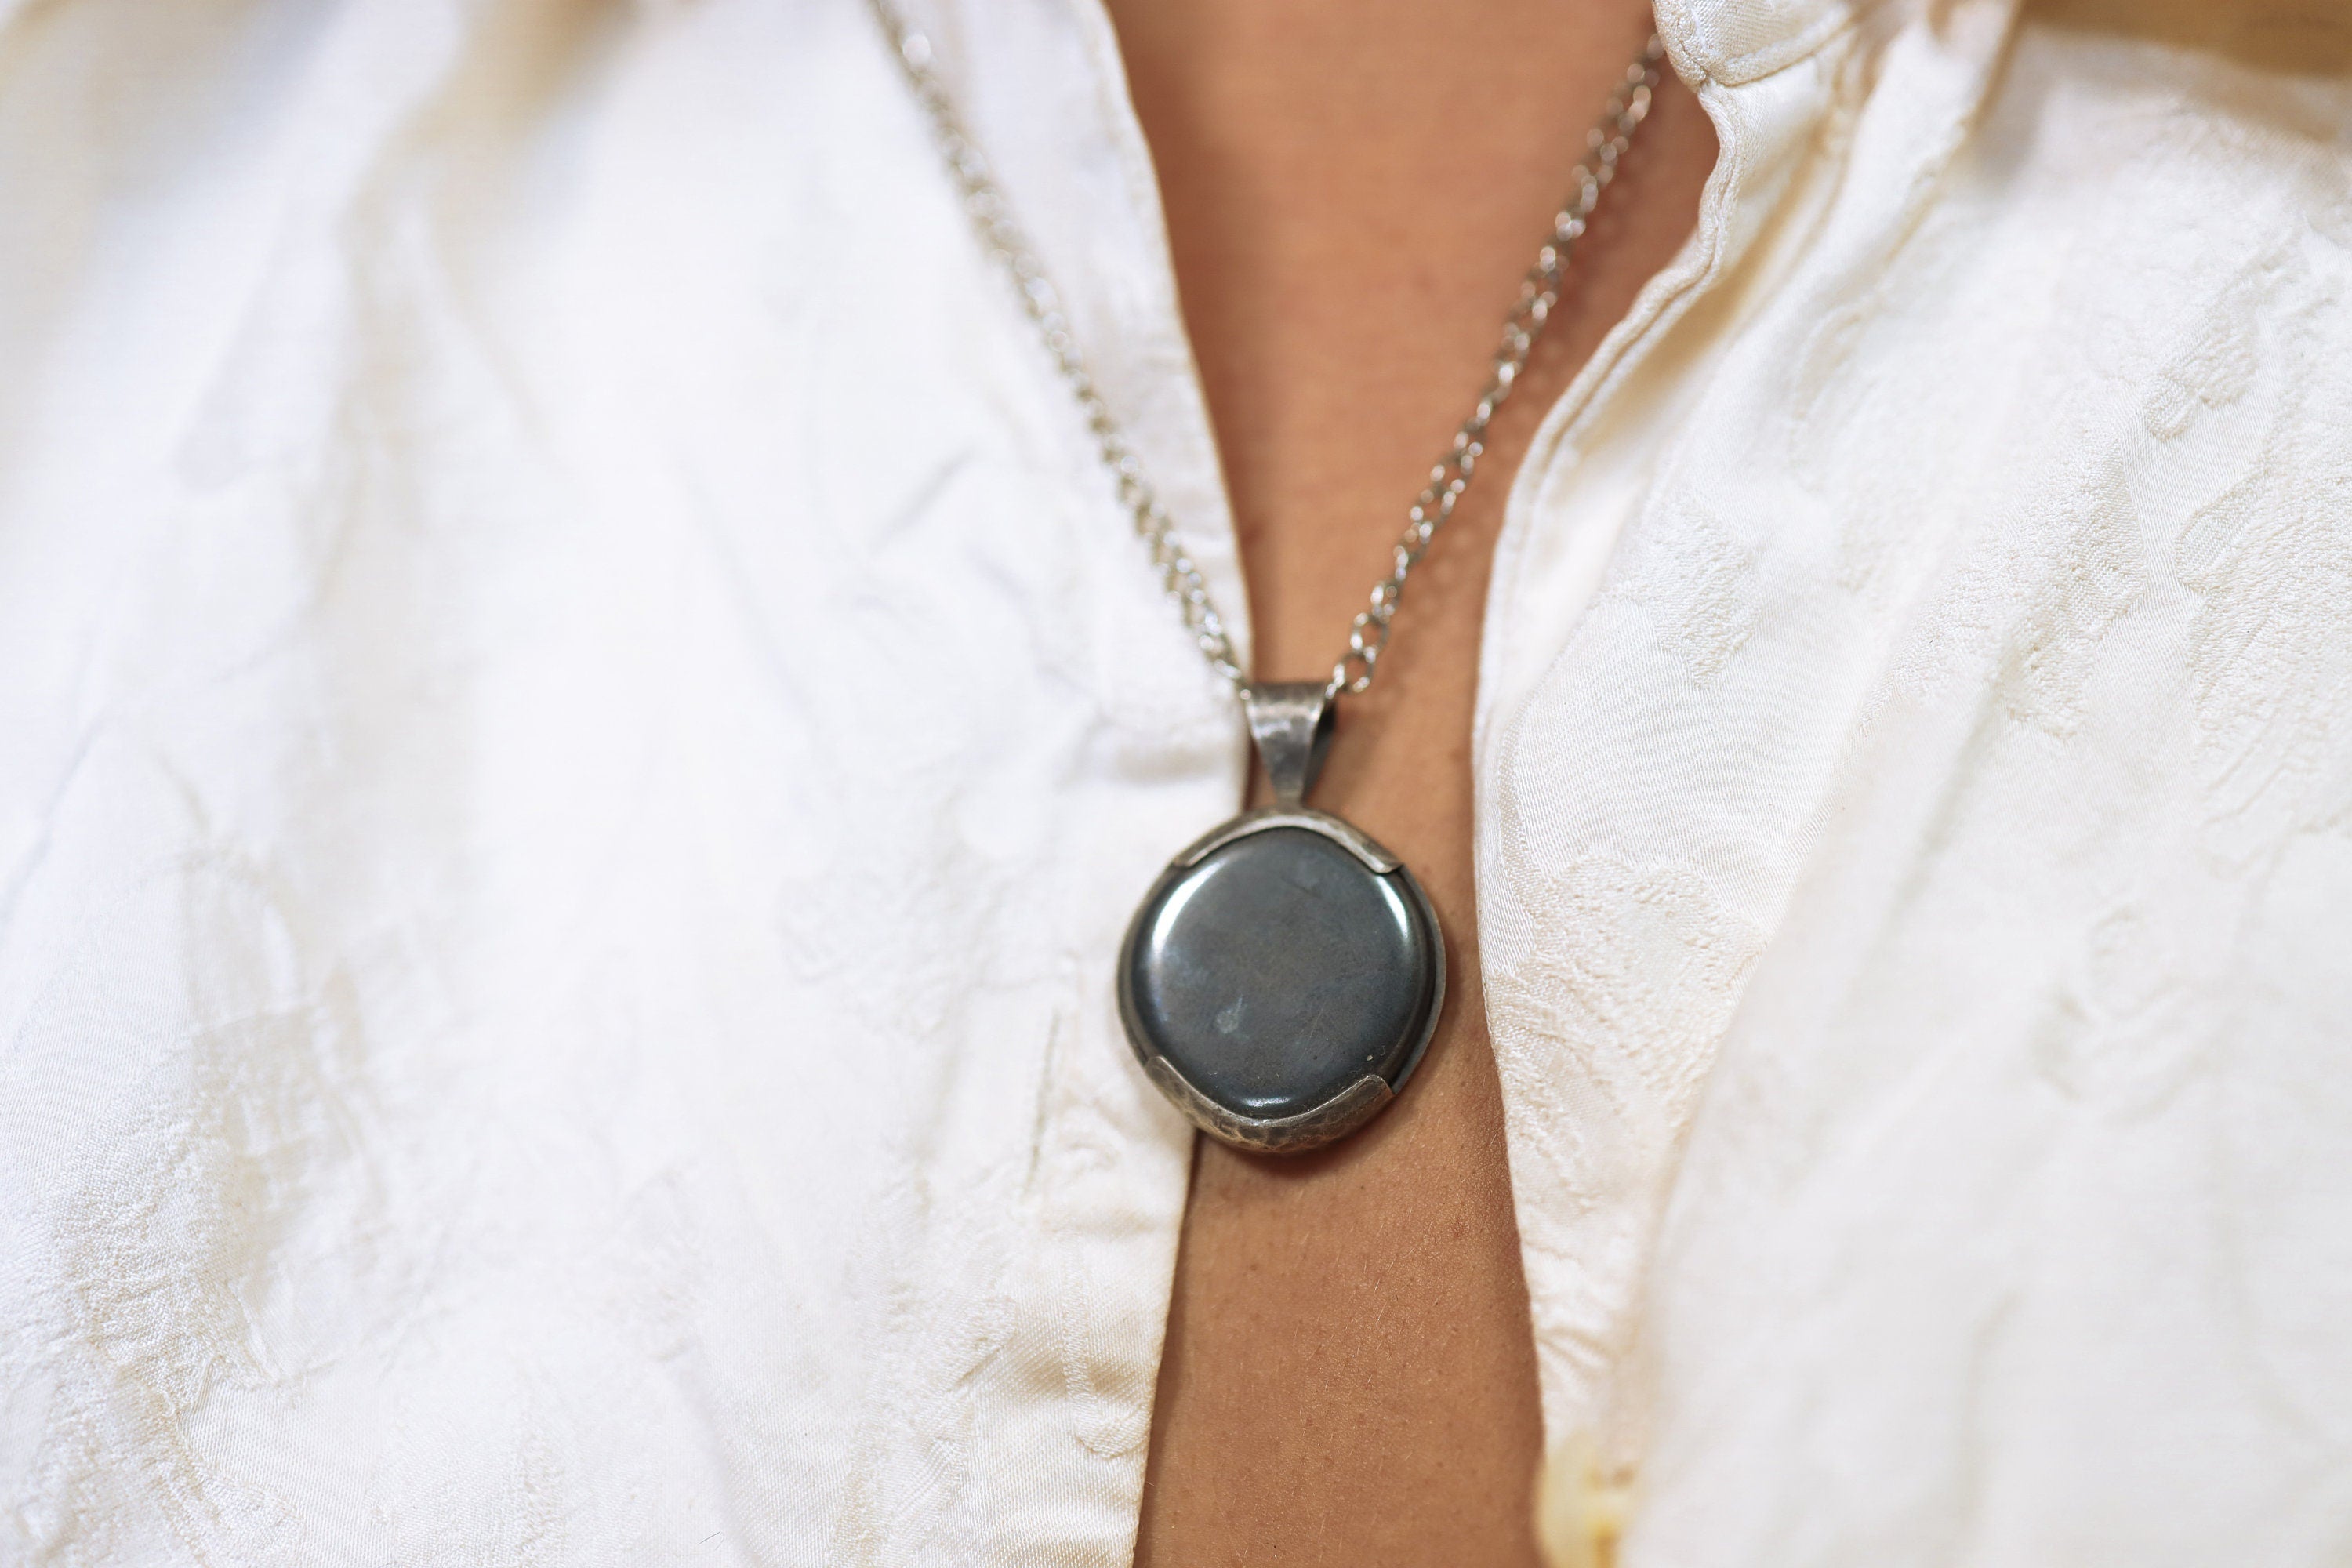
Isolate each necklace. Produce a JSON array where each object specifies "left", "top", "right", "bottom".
[{"left": 873, "top": 3, "right": 1664, "bottom": 1153}]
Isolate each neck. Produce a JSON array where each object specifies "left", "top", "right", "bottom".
[{"left": 1103, "top": 5, "right": 1718, "bottom": 1567}]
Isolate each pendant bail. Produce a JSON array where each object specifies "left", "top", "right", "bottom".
[{"left": 1243, "top": 682, "right": 1337, "bottom": 807}]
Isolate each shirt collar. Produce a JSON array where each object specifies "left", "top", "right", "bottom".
[{"left": 1657, "top": 0, "right": 1864, "bottom": 86}]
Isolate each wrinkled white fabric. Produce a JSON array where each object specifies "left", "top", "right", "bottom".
[{"left": 2, "top": 0, "right": 2348, "bottom": 1563}]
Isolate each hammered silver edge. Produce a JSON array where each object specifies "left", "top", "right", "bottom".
[
  {"left": 1142, "top": 1057, "right": 1395, "bottom": 1156},
  {"left": 1171, "top": 806, "right": 1400, "bottom": 873}
]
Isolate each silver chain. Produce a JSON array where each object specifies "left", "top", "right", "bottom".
[{"left": 869, "top": 2, "right": 1663, "bottom": 701}]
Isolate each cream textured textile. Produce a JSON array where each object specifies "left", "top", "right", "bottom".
[{"left": 3, "top": 0, "right": 2349, "bottom": 1562}]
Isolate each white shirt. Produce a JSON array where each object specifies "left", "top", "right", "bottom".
[{"left": 4, "top": 0, "right": 2349, "bottom": 1561}]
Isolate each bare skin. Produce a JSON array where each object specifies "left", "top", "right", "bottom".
[{"left": 1102, "top": 5, "right": 1718, "bottom": 1565}]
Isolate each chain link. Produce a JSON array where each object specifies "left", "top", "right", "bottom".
[
  {"left": 869, "top": 2, "right": 1662, "bottom": 702},
  {"left": 1334, "top": 39, "right": 1663, "bottom": 696}
]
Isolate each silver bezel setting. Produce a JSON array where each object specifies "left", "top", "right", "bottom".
[{"left": 1117, "top": 807, "right": 1446, "bottom": 1156}]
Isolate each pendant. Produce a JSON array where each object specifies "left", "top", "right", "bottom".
[{"left": 1118, "top": 683, "right": 1444, "bottom": 1155}]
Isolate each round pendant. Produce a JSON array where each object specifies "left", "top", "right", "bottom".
[{"left": 1118, "top": 805, "right": 1444, "bottom": 1155}]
